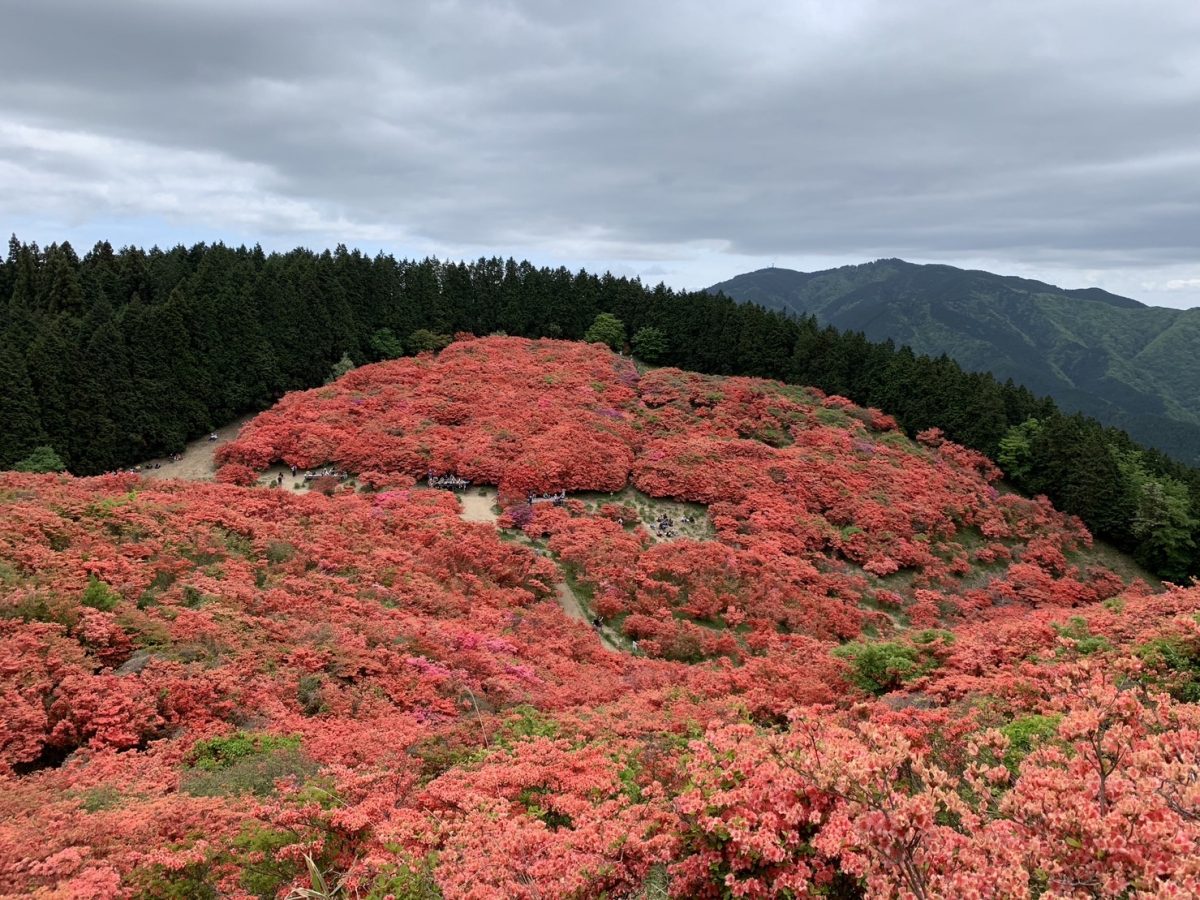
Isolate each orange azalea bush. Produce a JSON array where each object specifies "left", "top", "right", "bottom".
[{"left": 2, "top": 337, "right": 1195, "bottom": 898}]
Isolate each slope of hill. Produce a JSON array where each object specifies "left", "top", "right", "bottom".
[
  {"left": 709, "top": 260, "right": 1200, "bottom": 463},
  {"left": 4, "top": 239, "right": 1199, "bottom": 584},
  {"left": 4, "top": 337, "right": 1200, "bottom": 897}
]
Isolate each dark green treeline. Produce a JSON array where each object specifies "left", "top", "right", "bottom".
[{"left": 1, "top": 237, "right": 1196, "bottom": 580}]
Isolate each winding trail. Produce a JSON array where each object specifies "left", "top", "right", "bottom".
[
  {"left": 449, "top": 488, "right": 622, "bottom": 652},
  {"left": 140, "top": 423, "right": 624, "bottom": 652},
  {"left": 554, "top": 581, "right": 620, "bottom": 652}
]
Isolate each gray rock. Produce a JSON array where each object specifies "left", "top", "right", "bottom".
[{"left": 115, "top": 649, "right": 154, "bottom": 675}]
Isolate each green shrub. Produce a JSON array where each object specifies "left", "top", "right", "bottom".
[
  {"left": 128, "top": 861, "right": 219, "bottom": 900},
  {"left": 833, "top": 640, "right": 940, "bottom": 695},
  {"left": 231, "top": 825, "right": 305, "bottom": 898},
  {"left": 265, "top": 540, "right": 297, "bottom": 564},
  {"left": 408, "top": 329, "right": 452, "bottom": 353},
  {"left": 1139, "top": 635, "right": 1200, "bottom": 702},
  {"left": 1000, "top": 714, "right": 1062, "bottom": 772},
  {"left": 2, "top": 593, "right": 59, "bottom": 624},
  {"left": 181, "top": 732, "right": 314, "bottom": 798},
  {"left": 181, "top": 585, "right": 211, "bottom": 609},
  {"left": 139, "top": 569, "right": 176, "bottom": 609},
  {"left": 912, "top": 628, "right": 955, "bottom": 646},
  {"left": 494, "top": 704, "right": 558, "bottom": 747},
  {"left": 297, "top": 674, "right": 326, "bottom": 717},
  {"left": 78, "top": 785, "right": 123, "bottom": 813},
  {"left": 216, "top": 527, "right": 255, "bottom": 559},
  {"left": 189, "top": 731, "right": 302, "bottom": 771},
  {"left": 129, "top": 826, "right": 323, "bottom": 900},
  {"left": 363, "top": 853, "right": 442, "bottom": 899},
  {"left": 81, "top": 576, "right": 121, "bottom": 612},
  {"left": 1054, "top": 617, "right": 1111, "bottom": 656}
]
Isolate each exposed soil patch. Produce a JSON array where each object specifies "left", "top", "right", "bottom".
[
  {"left": 458, "top": 488, "right": 499, "bottom": 524},
  {"left": 138, "top": 416, "right": 255, "bottom": 482},
  {"left": 136, "top": 419, "right": 335, "bottom": 494}
]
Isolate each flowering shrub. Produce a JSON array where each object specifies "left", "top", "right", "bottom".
[{"left": 0, "top": 337, "right": 1186, "bottom": 897}]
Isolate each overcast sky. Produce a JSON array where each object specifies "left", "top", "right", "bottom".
[{"left": 2, "top": 0, "right": 1199, "bottom": 307}]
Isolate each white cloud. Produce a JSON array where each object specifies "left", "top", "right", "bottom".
[{"left": 0, "top": 121, "right": 407, "bottom": 243}]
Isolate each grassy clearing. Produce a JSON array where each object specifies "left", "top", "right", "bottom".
[
  {"left": 575, "top": 486, "right": 714, "bottom": 543},
  {"left": 1070, "top": 538, "right": 1158, "bottom": 587}
]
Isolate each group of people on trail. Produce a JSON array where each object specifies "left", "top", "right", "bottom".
[
  {"left": 116, "top": 462, "right": 165, "bottom": 474},
  {"left": 652, "top": 512, "right": 698, "bottom": 540},
  {"left": 427, "top": 471, "right": 470, "bottom": 490},
  {"left": 304, "top": 467, "right": 350, "bottom": 483},
  {"left": 529, "top": 490, "right": 566, "bottom": 507},
  {"left": 654, "top": 513, "right": 679, "bottom": 539}
]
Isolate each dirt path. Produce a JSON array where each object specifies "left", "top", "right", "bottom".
[
  {"left": 554, "top": 581, "right": 621, "bottom": 652},
  {"left": 136, "top": 418, "right": 314, "bottom": 494},
  {"left": 144, "top": 439, "right": 625, "bottom": 653},
  {"left": 137, "top": 416, "right": 255, "bottom": 483},
  {"left": 458, "top": 488, "right": 499, "bottom": 523},
  {"left": 554, "top": 581, "right": 587, "bottom": 621},
  {"left": 447, "top": 486, "right": 623, "bottom": 652}
]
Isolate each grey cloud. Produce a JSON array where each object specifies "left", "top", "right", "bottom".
[{"left": 1, "top": 0, "right": 1199, "bottom": 306}]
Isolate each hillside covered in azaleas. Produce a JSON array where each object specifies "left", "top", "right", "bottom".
[{"left": 3, "top": 336, "right": 1200, "bottom": 898}]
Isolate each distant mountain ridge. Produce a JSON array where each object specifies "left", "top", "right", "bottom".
[{"left": 709, "top": 259, "right": 1200, "bottom": 463}]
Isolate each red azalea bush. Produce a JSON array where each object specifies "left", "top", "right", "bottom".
[{"left": 1, "top": 337, "right": 1189, "bottom": 898}]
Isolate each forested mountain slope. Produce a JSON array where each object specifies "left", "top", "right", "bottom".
[
  {"left": 5, "top": 337, "right": 1200, "bottom": 898},
  {"left": 710, "top": 259, "right": 1200, "bottom": 464},
  {"left": 1, "top": 238, "right": 1197, "bottom": 581}
]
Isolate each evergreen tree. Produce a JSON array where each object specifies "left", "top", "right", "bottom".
[
  {"left": 0, "top": 342, "right": 45, "bottom": 467},
  {"left": 1027, "top": 415, "right": 1133, "bottom": 542},
  {"left": 119, "top": 290, "right": 210, "bottom": 454},
  {"left": 7, "top": 238, "right": 40, "bottom": 343},
  {"left": 25, "top": 317, "right": 78, "bottom": 468},
  {"left": 41, "top": 242, "right": 85, "bottom": 317},
  {"left": 74, "top": 318, "right": 138, "bottom": 470}
]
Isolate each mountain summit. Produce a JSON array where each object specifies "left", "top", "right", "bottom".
[{"left": 709, "top": 260, "right": 1200, "bottom": 463}]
